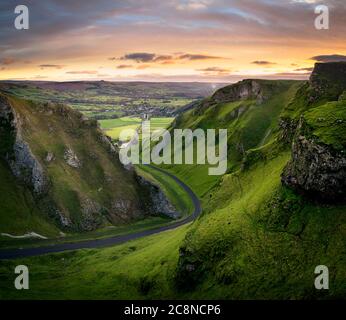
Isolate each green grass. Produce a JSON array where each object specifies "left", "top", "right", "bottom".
[
  {"left": 303, "top": 100, "right": 346, "bottom": 151},
  {"left": 99, "top": 117, "right": 174, "bottom": 140},
  {"left": 104, "top": 125, "right": 141, "bottom": 140},
  {"left": 174, "top": 153, "right": 346, "bottom": 299},
  {"left": 0, "top": 159, "right": 60, "bottom": 237},
  {"left": 0, "top": 225, "right": 190, "bottom": 300},
  {"left": 99, "top": 117, "right": 142, "bottom": 130}
]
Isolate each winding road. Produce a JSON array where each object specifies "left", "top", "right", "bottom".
[{"left": 0, "top": 165, "right": 201, "bottom": 260}]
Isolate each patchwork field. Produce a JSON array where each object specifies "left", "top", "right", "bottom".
[{"left": 0, "top": 81, "right": 223, "bottom": 119}]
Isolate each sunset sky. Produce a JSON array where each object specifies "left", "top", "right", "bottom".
[{"left": 1, "top": 0, "right": 346, "bottom": 82}]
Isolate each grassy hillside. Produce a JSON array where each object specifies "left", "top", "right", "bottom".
[
  {"left": 303, "top": 100, "right": 346, "bottom": 151},
  {"left": 173, "top": 66, "right": 346, "bottom": 299},
  {"left": 0, "top": 163, "right": 194, "bottom": 250},
  {"left": 163, "top": 80, "right": 302, "bottom": 197},
  {"left": 176, "top": 153, "right": 345, "bottom": 299},
  {"left": 0, "top": 159, "right": 60, "bottom": 237},
  {"left": 0, "top": 93, "right": 151, "bottom": 236},
  {"left": 0, "top": 225, "right": 189, "bottom": 299}
]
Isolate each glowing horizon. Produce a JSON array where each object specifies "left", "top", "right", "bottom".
[{"left": 1, "top": 0, "right": 346, "bottom": 82}]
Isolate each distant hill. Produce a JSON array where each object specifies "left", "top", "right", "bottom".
[{"left": 0, "top": 81, "right": 226, "bottom": 119}]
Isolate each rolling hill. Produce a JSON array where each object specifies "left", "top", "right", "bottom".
[{"left": 0, "top": 81, "right": 225, "bottom": 119}]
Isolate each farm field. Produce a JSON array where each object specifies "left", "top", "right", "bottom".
[{"left": 99, "top": 117, "right": 174, "bottom": 140}]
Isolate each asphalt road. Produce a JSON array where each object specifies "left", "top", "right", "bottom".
[{"left": 0, "top": 165, "right": 201, "bottom": 260}]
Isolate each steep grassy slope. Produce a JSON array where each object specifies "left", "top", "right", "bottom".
[
  {"left": 0, "top": 93, "right": 152, "bottom": 236},
  {"left": 176, "top": 154, "right": 345, "bottom": 299},
  {"left": 174, "top": 64, "right": 346, "bottom": 299},
  {"left": 163, "top": 80, "right": 302, "bottom": 197}
]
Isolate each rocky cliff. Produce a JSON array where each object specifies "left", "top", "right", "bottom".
[
  {"left": 137, "top": 175, "right": 179, "bottom": 219},
  {"left": 281, "top": 63, "right": 346, "bottom": 202},
  {"left": 279, "top": 62, "right": 346, "bottom": 143},
  {"left": 211, "top": 79, "right": 267, "bottom": 104},
  {"left": 282, "top": 117, "right": 346, "bottom": 202},
  {"left": 0, "top": 98, "right": 48, "bottom": 195},
  {"left": 309, "top": 62, "right": 346, "bottom": 103}
]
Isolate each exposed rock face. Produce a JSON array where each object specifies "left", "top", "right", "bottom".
[
  {"left": 0, "top": 96, "right": 48, "bottom": 194},
  {"left": 282, "top": 119, "right": 346, "bottom": 202},
  {"left": 137, "top": 175, "right": 179, "bottom": 219},
  {"left": 9, "top": 138, "right": 48, "bottom": 194},
  {"left": 99, "top": 134, "right": 117, "bottom": 154},
  {"left": 57, "top": 210, "right": 71, "bottom": 227},
  {"left": 79, "top": 197, "right": 102, "bottom": 231},
  {"left": 281, "top": 63, "right": 346, "bottom": 202},
  {"left": 278, "top": 117, "right": 299, "bottom": 144},
  {"left": 150, "top": 186, "right": 179, "bottom": 219},
  {"left": 212, "top": 80, "right": 266, "bottom": 104},
  {"left": 111, "top": 199, "right": 132, "bottom": 215},
  {"left": 339, "top": 91, "right": 346, "bottom": 101},
  {"left": 226, "top": 105, "right": 248, "bottom": 121},
  {"left": 110, "top": 198, "right": 143, "bottom": 221},
  {"left": 0, "top": 96, "right": 17, "bottom": 155},
  {"left": 309, "top": 62, "right": 346, "bottom": 102},
  {"left": 64, "top": 148, "right": 81, "bottom": 168},
  {"left": 45, "top": 152, "right": 55, "bottom": 163}
]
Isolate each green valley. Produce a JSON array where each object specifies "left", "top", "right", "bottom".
[{"left": 0, "top": 62, "right": 345, "bottom": 300}]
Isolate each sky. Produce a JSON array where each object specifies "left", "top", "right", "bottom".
[{"left": 0, "top": 0, "right": 346, "bottom": 82}]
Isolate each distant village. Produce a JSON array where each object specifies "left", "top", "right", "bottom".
[
  {"left": 91, "top": 101, "right": 180, "bottom": 120},
  {"left": 120, "top": 102, "right": 176, "bottom": 117}
]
